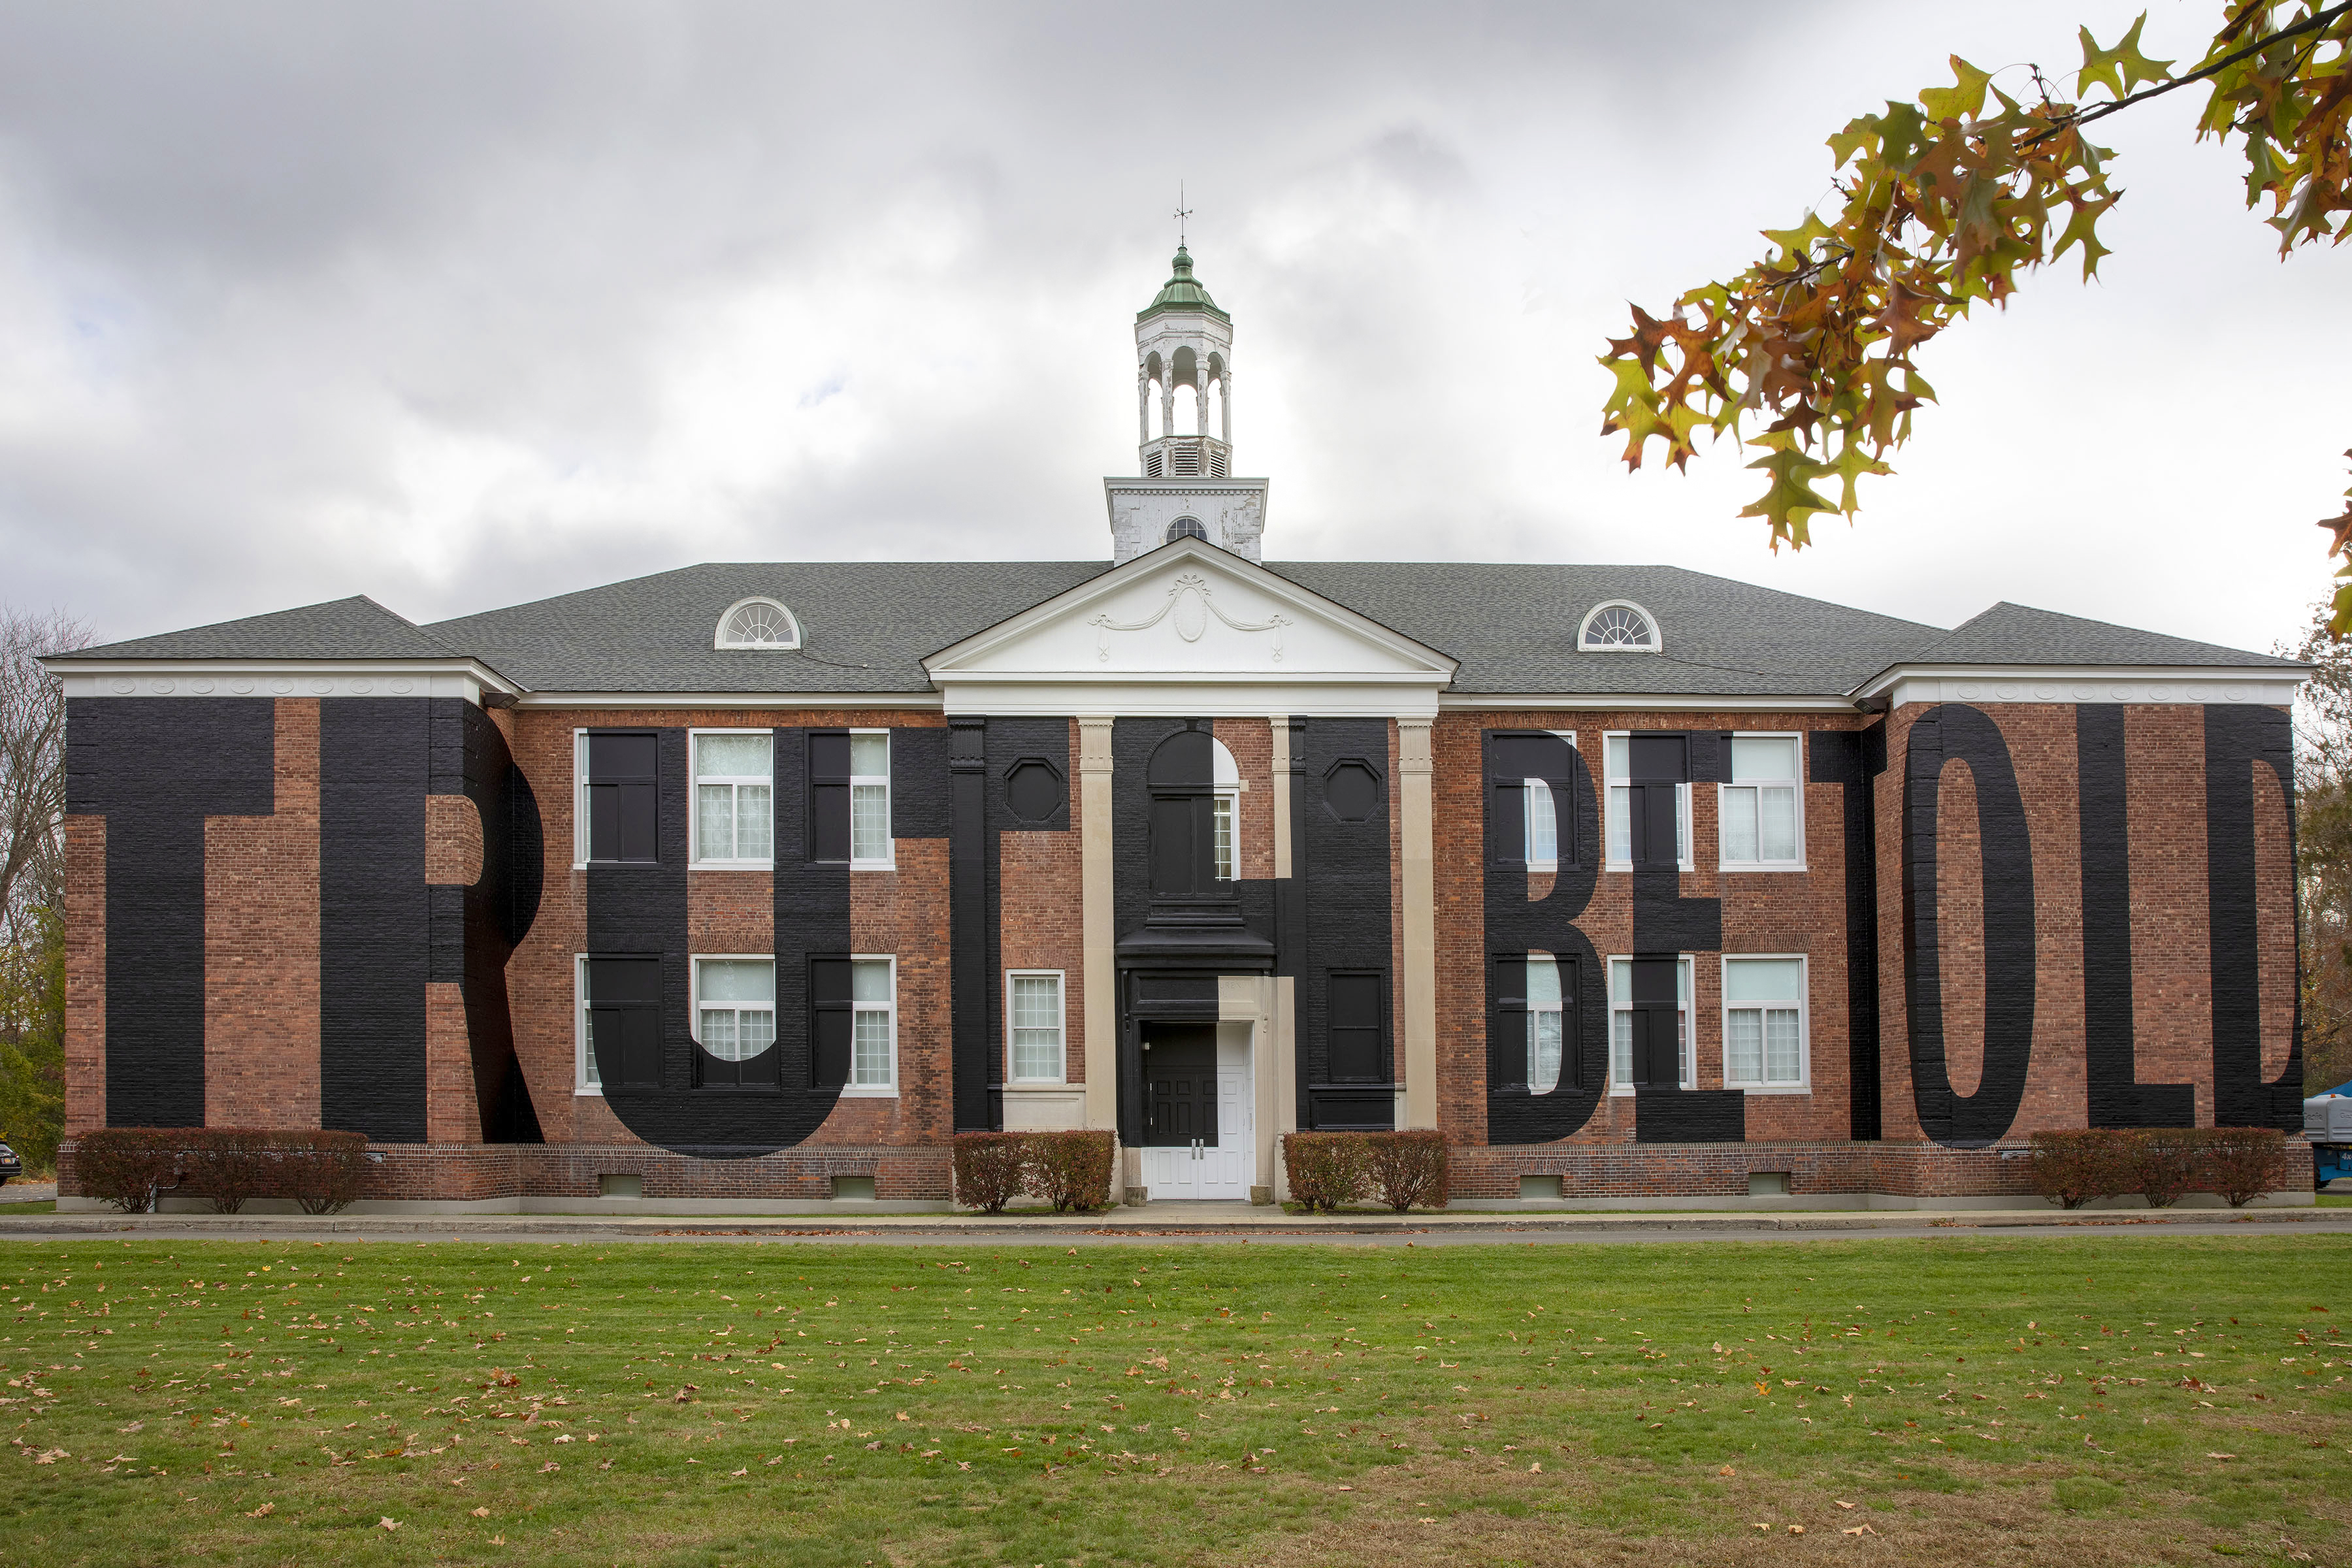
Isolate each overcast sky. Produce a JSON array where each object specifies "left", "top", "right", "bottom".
[{"left": 0, "top": 1, "right": 2343, "bottom": 656}]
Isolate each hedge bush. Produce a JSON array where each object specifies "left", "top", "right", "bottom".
[
  {"left": 951, "top": 1130, "right": 1116, "bottom": 1213},
  {"left": 1281, "top": 1132, "right": 1367, "bottom": 1213},
  {"left": 1030, "top": 1130, "right": 1116, "bottom": 1213},
  {"left": 951, "top": 1134, "right": 1026, "bottom": 1214},
  {"left": 71, "top": 1128, "right": 370, "bottom": 1214},
  {"left": 2030, "top": 1127, "right": 2301, "bottom": 1210},
  {"left": 1361, "top": 1129, "right": 1449, "bottom": 1212},
  {"left": 73, "top": 1129, "right": 187, "bottom": 1213}
]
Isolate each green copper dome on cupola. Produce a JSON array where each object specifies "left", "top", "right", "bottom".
[{"left": 1137, "top": 246, "right": 1230, "bottom": 323}]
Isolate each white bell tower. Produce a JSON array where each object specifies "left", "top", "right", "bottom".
[{"left": 1105, "top": 237, "right": 1269, "bottom": 564}]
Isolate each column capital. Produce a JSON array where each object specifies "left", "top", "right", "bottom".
[{"left": 1078, "top": 714, "right": 1115, "bottom": 773}]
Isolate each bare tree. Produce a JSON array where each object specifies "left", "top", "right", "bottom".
[{"left": 0, "top": 606, "right": 93, "bottom": 943}]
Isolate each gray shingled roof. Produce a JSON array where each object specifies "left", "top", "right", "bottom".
[
  {"left": 421, "top": 561, "right": 1108, "bottom": 693},
  {"left": 1897, "top": 601, "right": 2300, "bottom": 671},
  {"left": 60, "top": 562, "right": 2293, "bottom": 698},
  {"left": 1267, "top": 563, "right": 1938, "bottom": 697},
  {"left": 69, "top": 595, "right": 454, "bottom": 661}
]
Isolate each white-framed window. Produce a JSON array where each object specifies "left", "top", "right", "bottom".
[
  {"left": 691, "top": 730, "right": 774, "bottom": 866},
  {"left": 1007, "top": 970, "right": 1066, "bottom": 1083},
  {"left": 1719, "top": 733, "right": 1804, "bottom": 870},
  {"left": 846, "top": 955, "right": 897, "bottom": 1092},
  {"left": 692, "top": 956, "right": 777, "bottom": 1060},
  {"left": 851, "top": 730, "right": 892, "bottom": 868},
  {"left": 1723, "top": 955, "right": 1808, "bottom": 1090},
  {"left": 574, "top": 953, "right": 597, "bottom": 1092},
  {"left": 1524, "top": 781, "right": 1559, "bottom": 872},
  {"left": 1527, "top": 951, "right": 1564, "bottom": 1094},
  {"left": 1603, "top": 732, "right": 1690, "bottom": 872},
  {"left": 1211, "top": 736, "right": 1240, "bottom": 881},
  {"left": 1608, "top": 954, "right": 1692, "bottom": 1092},
  {"left": 1578, "top": 600, "right": 1661, "bottom": 651},
  {"left": 714, "top": 596, "right": 802, "bottom": 650}
]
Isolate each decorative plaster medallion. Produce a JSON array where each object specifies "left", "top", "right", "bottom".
[
  {"left": 2226, "top": 687, "right": 2246, "bottom": 702},
  {"left": 2187, "top": 685, "right": 2209, "bottom": 701},
  {"left": 2110, "top": 685, "right": 2135, "bottom": 701},
  {"left": 2033, "top": 684, "right": 2057, "bottom": 700},
  {"left": 350, "top": 678, "right": 374, "bottom": 694},
  {"left": 1956, "top": 683, "right": 1981, "bottom": 699},
  {"left": 389, "top": 678, "right": 414, "bottom": 694},
  {"left": 190, "top": 678, "right": 214, "bottom": 694},
  {"left": 270, "top": 678, "right": 295, "bottom": 694},
  {"left": 229, "top": 678, "right": 254, "bottom": 694},
  {"left": 308, "top": 678, "right": 334, "bottom": 694},
  {"left": 1996, "top": 683, "right": 2020, "bottom": 700},
  {"left": 2073, "top": 683, "right": 2095, "bottom": 700},
  {"left": 110, "top": 678, "right": 135, "bottom": 694},
  {"left": 2149, "top": 684, "right": 2173, "bottom": 701},
  {"left": 149, "top": 678, "right": 174, "bottom": 694},
  {"left": 1088, "top": 572, "right": 1291, "bottom": 662}
]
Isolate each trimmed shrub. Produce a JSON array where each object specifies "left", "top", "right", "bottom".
[
  {"left": 2198, "top": 1126, "right": 2295, "bottom": 1207},
  {"left": 1362, "top": 1130, "right": 1450, "bottom": 1213},
  {"left": 1282, "top": 1132, "right": 1369, "bottom": 1213},
  {"left": 2029, "top": 1130, "right": 2132, "bottom": 1210},
  {"left": 1029, "top": 1130, "right": 1116, "bottom": 1213},
  {"left": 71, "top": 1129, "right": 186, "bottom": 1213},
  {"left": 2129, "top": 1128, "right": 2200, "bottom": 1209},
  {"left": 276, "top": 1131, "right": 370, "bottom": 1214},
  {"left": 952, "top": 1133, "right": 1026, "bottom": 1214},
  {"left": 184, "top": 1128, "right": 277, "bottom": 1214}
]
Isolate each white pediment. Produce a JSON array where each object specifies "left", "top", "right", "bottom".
[{"left": 923, "top": 539, "right": 1456, "bottom": 717}]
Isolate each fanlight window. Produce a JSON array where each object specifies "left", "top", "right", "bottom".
[
  {"left": 1579, "top": 601, "right": 1659, "bottom": 652},
  {"left": 1166, "top": 516, "right": 1209, "bottom": 544},
  {"left": 715, "top": 596, "right": 802, "bottom": 651}
]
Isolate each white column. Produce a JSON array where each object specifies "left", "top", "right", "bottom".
[
  {"left": 1220, "top": 365, "right": 1233, "bottom": 448},
  {"left": 1160, "top": 378, "right": 1177, "bottom": 449},
  {"left": 1398, "top": 717, "right": 1438, "bottom": 1130},
  {"left": 1137, "top": 368, "right": 1151, "bottom": 448},
  {"left": 1079, "top": 717, "right": 1118, "bottom": 1135}
]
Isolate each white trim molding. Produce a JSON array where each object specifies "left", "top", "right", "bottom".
[
  {"left": 42, "top": 658, "right": 519, "bottom": 706},
  {"left": 1852, "top": 663, "right": 2307, "bottom": 710},
  {"left": 517, "top": 691, "right": 943, "bottom": 710}
]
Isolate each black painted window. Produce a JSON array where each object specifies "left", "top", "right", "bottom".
[
  {"left": 1609, "top": 955, "right": 1687, "bottom": 1088},
  {"left": 1326, "top": 971, "right": 1388, "bottom": 1083},
  {"left": 1488, "top": 731, "right": 1575, "bottom": 868},
  {"left": 583, "top": 956, "right": 662, "bottom": 1088},
  {"left": 1604, "top": 732, "right": 1688, "bottom": 870},
  {"left": 1492, "top": 952, "right": 1577, "bottom": 1093},
  {"left": 811, "top": 955, "right": 854, "bottom": 1086},
  {"left": 585, "top": 733, "right": 660, "bottom": 864},
  {"left": 808, "top": 732, "right": 851, "bottom": 862}
]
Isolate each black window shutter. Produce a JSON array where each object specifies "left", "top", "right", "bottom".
[
  {"left": 587, "top": 733, "right": 660, "bottom": 864},
  {"left": 1628, "top": 955, "right": 1679, "bottom": 1088},
  {"left": 1327, "top": 972, "right": 1386, "bottom": 1083},
  {"left": 811, "top": 956, "right": 853, "bottom": 1087},
  {"left": 808, "top": 731, "right": 851, "bottom": 863},
  {"left": 1149, "top": 792, "right": 1200, "bottom": 897},
  {"left": 1627, "top": 732, "right": 1688, "bottom": 870},
  {"left": 585, "top": 956, "right": 663, "bottom": 1086},
  {"left": 1490, "top": 954, "right": 1528, "bottom": 1089}
]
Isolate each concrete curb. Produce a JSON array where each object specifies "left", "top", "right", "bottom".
[{"left": 1, "top": 1205, "right": 2346, "bottom": 1241}]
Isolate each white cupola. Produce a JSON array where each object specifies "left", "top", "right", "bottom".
[{"left": 1105, "top": 245, "right": 1269, "bottom": 564}]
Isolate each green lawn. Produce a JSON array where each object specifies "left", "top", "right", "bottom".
[{"left": 1, "top": 1235, "right": 2347, "bottom": 1566}]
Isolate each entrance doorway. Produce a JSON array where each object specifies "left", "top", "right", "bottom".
[{"left": 1139, "top": 1022, "right": 1254, "bottom": 1200}]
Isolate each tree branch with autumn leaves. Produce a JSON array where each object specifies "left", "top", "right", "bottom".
[{"left": 1599, "top": 3, "right": 2352, "bottom": 626}]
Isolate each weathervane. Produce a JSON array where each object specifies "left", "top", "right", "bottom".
[{"left": 1174, "top": 183, "right": 1192, "bottom": 247}]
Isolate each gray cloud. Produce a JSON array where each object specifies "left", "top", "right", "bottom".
[{"left": 0, "top": 0, "right": 2341, "bottom": 657}]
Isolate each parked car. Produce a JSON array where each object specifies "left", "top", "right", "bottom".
[{"left": 0, "top": 1138, "right": 20, "bottom": 1184}]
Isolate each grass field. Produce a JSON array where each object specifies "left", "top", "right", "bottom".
[{"left": 1, "top": 1233, "right": 2347, "bottom": 1566}]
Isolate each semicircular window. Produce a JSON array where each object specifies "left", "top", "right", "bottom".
[
  {"left": 1579, "top": 602, "right": 1658, "bottom": 651},
  {"left": 715, "top": 596, "right": 802, "bottom": 651},
  {"left": 1166, "top": 517, "right": 1209, "bottom": 544}
]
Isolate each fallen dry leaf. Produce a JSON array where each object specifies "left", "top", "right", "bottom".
[
  {"left": 377, "top": 1517, "right": 400, "bottom": 1531},
  {"left": 471, "top": 1506, "right": 490, "bottom": 1518},
  {"left": 246, "top": 1502, "right": 274, "bottom": 1518}
]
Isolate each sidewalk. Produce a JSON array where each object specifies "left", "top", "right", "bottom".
[{"left": 3, "top": 1200, "right": 2347, "bottom": 1241}]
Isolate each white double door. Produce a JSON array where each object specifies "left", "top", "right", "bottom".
[{"left": 1141, "top": 1026, "right": 1255, "bottom": 1201}]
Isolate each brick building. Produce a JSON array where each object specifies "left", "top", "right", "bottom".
[{"left": 45, "top": 249, "right": 2311, "bottom": 1211}]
